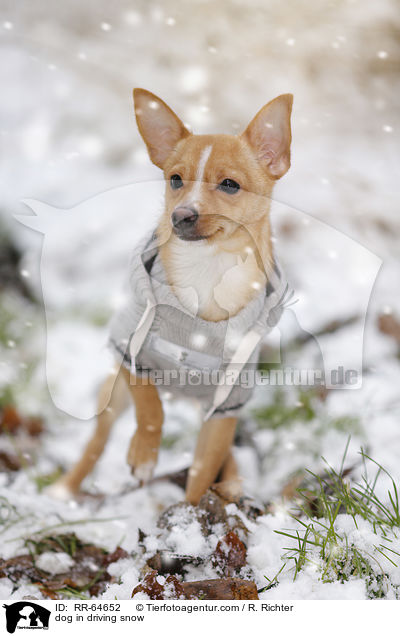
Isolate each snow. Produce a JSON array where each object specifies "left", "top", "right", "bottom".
[
  {"left": 264, "top": 575, "right": 366, "bottom": 601},
  {"left": 0, "top": 0, "right": 399, "bottom": 601},
  {"left": 35, "top": 551, "right": 75, "bottom": 574}
]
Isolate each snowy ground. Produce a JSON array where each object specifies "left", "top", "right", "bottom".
[{"left": 0, "top": 0, "right": 400, "bottom": 600}]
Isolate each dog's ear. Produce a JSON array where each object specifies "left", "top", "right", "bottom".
[
  {"left": 241, "top": 94, "right": 293, "bottom": 179},
  {"left": 133, "top": 89, "right": 190, "bottom": 169}
]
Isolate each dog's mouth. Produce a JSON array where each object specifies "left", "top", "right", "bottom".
[
  {"left": 173, "top": 226, "right": 222, "bottom": 242},
  {"left": 173, "top": 228, "right": 209, "bottom": 241},
  {"left": 171, "top": 208, "right": 225, "bottom": 242}
]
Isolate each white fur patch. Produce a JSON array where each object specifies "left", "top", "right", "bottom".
[
  {"left": 134, "top": 460, "right": 155, "bottom": 483},
  {"left": 168, "top": 239, "right": 241, "bottom": 316},
  {"left": 167, "top": 236, "right": 266, "bottom": 319},
  {"left": 188, "top": 145, "right": 212, "bottom": 205},
  {"left": 44, "top": 481, "right": 76, "bottom": 501}
]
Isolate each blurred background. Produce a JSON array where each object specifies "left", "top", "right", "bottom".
[
  {"left": 0, "top": 0, "right": 400, "bottom": 602},
  {"left": 0, "top": 0, "right": 400, "bottom": 504},
  {"left": 1, "top": 0, "right": 399, "bottom": 216}
]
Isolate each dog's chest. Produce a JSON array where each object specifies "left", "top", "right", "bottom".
[{"left": 164, "top": 239, "right": 262, "bottom": 320}]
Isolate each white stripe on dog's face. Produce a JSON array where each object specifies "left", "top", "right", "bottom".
[{"left": 188, "top": 145, "right": 212, "bottom": 205}]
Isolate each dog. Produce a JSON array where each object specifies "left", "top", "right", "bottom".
[{"left": 50, "top": 88, "right": 293, "bottom": 504}]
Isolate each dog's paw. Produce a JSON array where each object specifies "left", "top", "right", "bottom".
[
  {"left": 127, "top": 430, "right": 160, "bottom": 484},
  {"left": 43, "top": 479, "right": 78, "bottom": 501},
  {"left": 132, "top": 460, "right": 156, "bottom": 483}
]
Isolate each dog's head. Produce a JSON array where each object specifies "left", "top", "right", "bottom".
[{"left": 134, "top": 88, "right": 292, "bottom": 244}]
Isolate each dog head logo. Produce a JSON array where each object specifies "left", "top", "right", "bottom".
[
  {"left": 16, "top": 183, "right": 381, "bottom": 423},
  {"left": 3, "top": 602, "right": 50, "bottom": 633}
]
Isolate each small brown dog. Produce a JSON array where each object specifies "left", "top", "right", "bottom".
[{"left": 50, "top": 89, "right": 293, "bottom": 504}]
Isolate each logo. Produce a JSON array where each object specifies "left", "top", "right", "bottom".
[
  {"left": 15, "top": 184, "right": 382, "bottom": 419},
  {"left": 3, "top": 602, "right": 51, "bottom": 634}
]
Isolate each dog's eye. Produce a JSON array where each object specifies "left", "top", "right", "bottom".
[
  {"left": 218, "top": 178, "right": 240, "bottom": 194},
  {"left": 170, "top": 174, "right": 183, "bottom": 190}
]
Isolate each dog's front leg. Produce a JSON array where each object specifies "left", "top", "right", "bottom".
[
  {"left": 121, "top": 368, "right": 164, "bottom": 483},
  {"left": 185, "top": 416, "right": 237, "bottom": 505}
]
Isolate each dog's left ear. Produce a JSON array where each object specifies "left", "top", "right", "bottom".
[
  {"left": 242, "top": 94, "right": 293, "bottom": 179},
  {"left": 133, "top": 89, "right": 190, "bottom": 169}
]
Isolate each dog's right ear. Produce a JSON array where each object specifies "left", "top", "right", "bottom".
[{"left": 133, "top": 89, "right": 190, "bottom": 169}]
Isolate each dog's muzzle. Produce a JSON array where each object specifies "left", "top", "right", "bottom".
[{"left": 171, "top": 206, "right": 203, "bottom": 241}]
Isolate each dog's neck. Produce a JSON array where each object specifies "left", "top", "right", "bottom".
[{"left": 159, "top": 220, "right": 272, "bottom": 322}]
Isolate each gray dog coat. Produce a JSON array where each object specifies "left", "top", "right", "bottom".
[{"left": 109, "top": 231, "right": 288, "bottom": 420}]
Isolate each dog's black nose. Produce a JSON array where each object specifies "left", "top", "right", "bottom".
[{"left": 171, "top": 206, "right": 198, "bottom": 229}]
